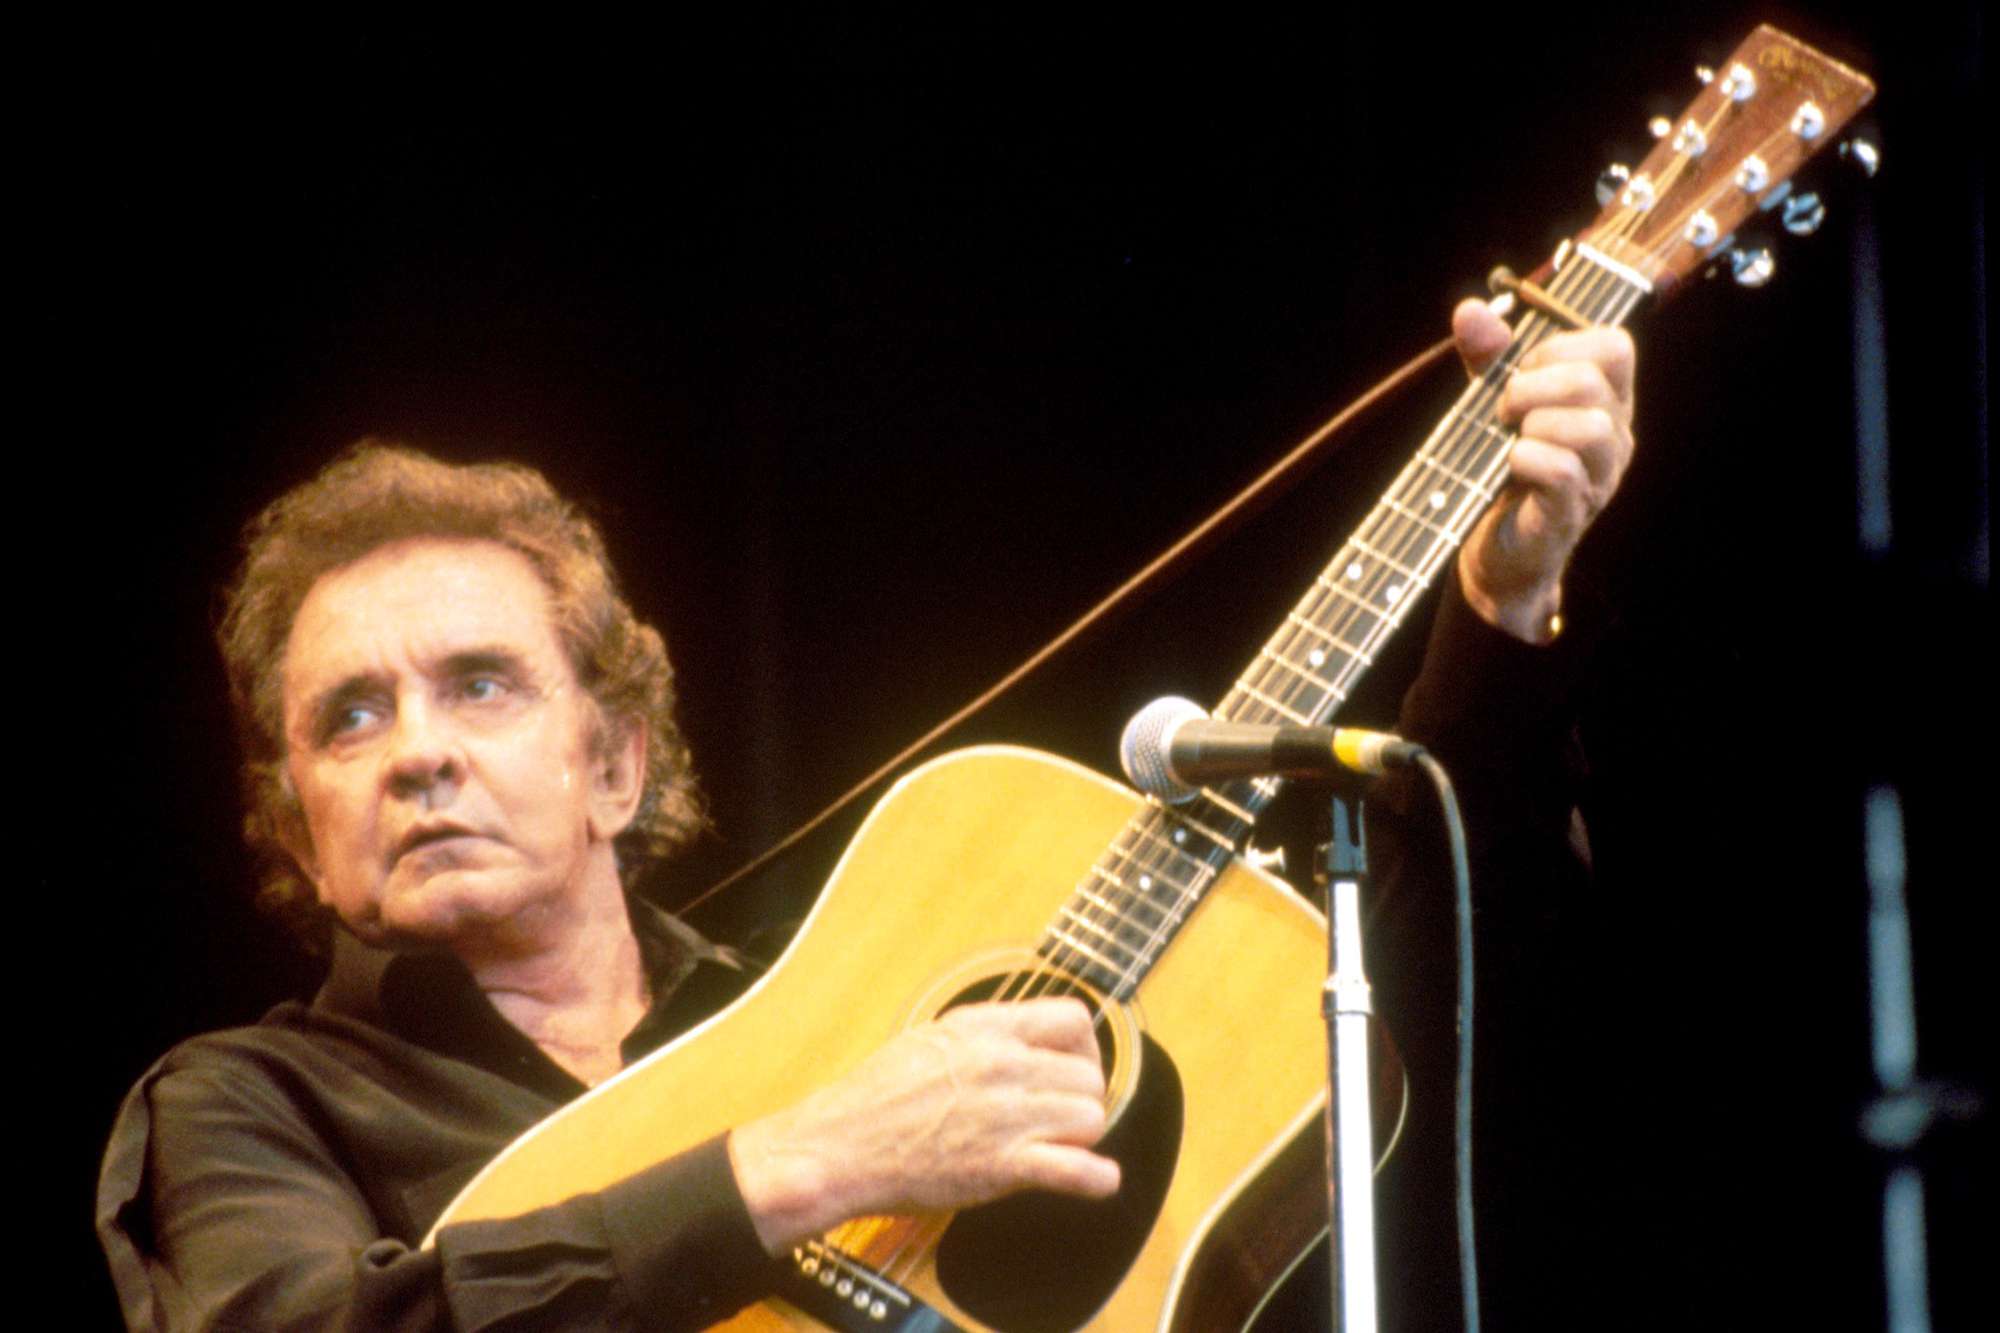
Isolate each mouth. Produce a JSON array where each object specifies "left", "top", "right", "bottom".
[{"left": 394, "top": 823, "right": 482, "bottom": 862}]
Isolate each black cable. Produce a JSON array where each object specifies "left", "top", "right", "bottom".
[{"left": 1414, "top": 750, "right": 1479, "bottom": 1333}]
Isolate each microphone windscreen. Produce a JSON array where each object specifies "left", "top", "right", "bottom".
[{"left": 1119, "top": 696, "right": 1207, "bottom": 803}]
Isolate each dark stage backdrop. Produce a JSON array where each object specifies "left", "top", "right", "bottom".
[{"left": 54, "top": 5, "right": 1986, "bottom": 1328}]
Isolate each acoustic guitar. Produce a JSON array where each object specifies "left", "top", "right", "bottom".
[{"left": 431, "top": 26, "right": 1873, "bottom": 1331}]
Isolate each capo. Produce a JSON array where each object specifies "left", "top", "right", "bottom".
[{"left": 1487, "top": 266, "right": 1594, "bottom": 330}]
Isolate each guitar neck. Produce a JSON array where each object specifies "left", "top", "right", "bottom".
[{"left": 1040, "top": 252, "right": 1649, "bottom": 999}]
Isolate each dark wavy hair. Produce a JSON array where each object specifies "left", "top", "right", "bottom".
[{"left": 218, "top": 441, "right": 706, "bottom": 947}]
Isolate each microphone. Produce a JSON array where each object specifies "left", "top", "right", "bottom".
[{"left": 1119, "top": 696, "right": 1424, "bottom": 803}]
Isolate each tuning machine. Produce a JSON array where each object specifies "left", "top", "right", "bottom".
[
  {"left": 1727, "top": 245, "right": 1776, "bottom": 288},
  {"left": 1595, "top": 162, "right": 1631, "bottom": 207},
  {"left": 1841, "top": 135, "right": 1881, "bottom": 179},
  {"left": 1702, "top": 237, "right": 1776, "bottom": 288},
  {"left": 1780, "top": 192, "right": 1827, "bottom": 237}
]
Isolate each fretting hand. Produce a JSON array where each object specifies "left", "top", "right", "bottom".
[{"left": 1450, "top": 297, "right": 1636, "bottom": 643}]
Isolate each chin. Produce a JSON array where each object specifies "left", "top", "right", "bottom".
[{"left": 367, "top": 871, "right": 542, "bottom": 947}]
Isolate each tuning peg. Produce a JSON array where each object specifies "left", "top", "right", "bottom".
[
  {"left": 1781, "top": 191, "right": 1827, "bottom": 237},
  {"left": 1595, "top": 162, "right": 1631, "bottom": 207},
  {"left": 1728, "top": 245, "right": 1776, "bottom": 288},
  {"left": 1694, "top": 65, "right": 1715, "bottom": 86},
  {"left": 1649, "top": 115, "right": 1672, "bottom": 140},
  {"left": 1841, "top": 137, "right": 1881, "bottom": 178}
]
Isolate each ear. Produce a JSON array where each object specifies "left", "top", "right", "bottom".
[{"left": 587, "top": 718, "right": 647, "bottom": 842}]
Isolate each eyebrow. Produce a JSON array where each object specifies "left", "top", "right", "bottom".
[
  {"left": 438, "top": 647, "right": 536, "bottom": 684},
  {"left": 297, "top": 645, "right": 541, "bottom": 739}
]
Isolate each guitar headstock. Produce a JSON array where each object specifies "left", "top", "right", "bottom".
[{"left": 1577, "top": 25, "right": 1874, "bottom": 297}]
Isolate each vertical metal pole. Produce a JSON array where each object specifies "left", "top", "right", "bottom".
[
  {"left": 1865, "top": 786, "right": 1933, "bottom": 1333},
  {"left": 1322, "top": 796, "right": 1378, "bottom": 1333},
  {"left": 1852, "top": 189, "right": 1936, "bottom": 1333}
]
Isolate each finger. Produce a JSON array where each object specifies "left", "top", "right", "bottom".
[
  {"left": 1011, "top": 1141, "right": 1122, "bottom": 1200},
  {"left": 1002, "top": 1045, "right": 1109, "bottom": 1099},
  {"left": 1452, "top": 297, "right": 1513, "bottom": 377},
  {"left": 982, "top": 996, "right": 1100, "bottom": 1057},
  {"left": 1505, "top": 439, "right": 1594, "bottom": 530},
  {"left": 1501, "top": 360, "right": 1621, "bottom": 421},
  {"left": 1519, "top": 326, "right": 1635, "bottom": 402},
  {"left": 1515, "top": 406, "right": 1623, "bottom": 488}
]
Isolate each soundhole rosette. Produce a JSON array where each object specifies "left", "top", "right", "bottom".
[{"left": 903, "top": 949, "right": 1144, "bottom": 1131}]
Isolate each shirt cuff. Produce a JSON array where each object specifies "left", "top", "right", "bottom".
[
  {"left": 598, "top": 1133, "right": 777, "bottom": 1329},
  {"left": 1397, "top": 572, "right": 1602, "bottom": 766}
]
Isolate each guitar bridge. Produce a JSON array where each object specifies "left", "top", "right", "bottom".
[{"left": 780, "top": 1240, "right": 963, "bottom": 1332}]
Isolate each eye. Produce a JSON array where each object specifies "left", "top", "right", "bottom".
[
  {"left": 459, "top": 675, "right": 510, "bottom": 704},
  {"left": 321, "top": 699, "right": 385, "bottom": 742},
  {"left": 334, "top": 705, "right": 374, "bottom": 731}
]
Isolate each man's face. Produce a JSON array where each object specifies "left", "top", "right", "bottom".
[{"left": 279, "top": 537, "right": 641, "bottom": 948}]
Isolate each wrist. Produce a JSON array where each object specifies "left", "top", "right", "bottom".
[
  {"left": 729, "top": 1116, "right": 848, "bottom": 1255},
  {"left": 1457, "top": 556, "right": 1564, "bottom": 645}
]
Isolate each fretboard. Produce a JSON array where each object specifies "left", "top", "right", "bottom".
[{"left": 1038, "top": 250, "right": 1649, "bottom": 999}]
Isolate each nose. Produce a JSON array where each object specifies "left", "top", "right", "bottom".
[{"left": 383, "top": 696, "right": 463, "bottom": 803}]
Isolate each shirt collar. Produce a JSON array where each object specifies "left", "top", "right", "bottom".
[{"left": 315, "top": 896, "right": 751, "bottom": 1099}]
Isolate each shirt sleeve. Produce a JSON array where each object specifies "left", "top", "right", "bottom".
[
  {"left": 98, "top": 1045, "right": 775, "bottom": 1332},
  {"left": 1362, "top": 574, "right": 1601, "bottom": 1332}
]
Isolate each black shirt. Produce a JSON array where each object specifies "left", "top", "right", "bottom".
[{"left": 96, "top": 898, "right": 776, "bottom": 1331}]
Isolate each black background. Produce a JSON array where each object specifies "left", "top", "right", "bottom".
[{"left": 51, "top": 5, "right": 1987, "bottom": 1327}]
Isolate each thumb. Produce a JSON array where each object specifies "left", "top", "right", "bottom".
[{"left": 1451, "top": 297, "right": 1513, "bottom": 378}]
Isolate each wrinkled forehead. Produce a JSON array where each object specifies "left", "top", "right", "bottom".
[{"left": 279, "top": 537, "right": 571, "bottom": 720}]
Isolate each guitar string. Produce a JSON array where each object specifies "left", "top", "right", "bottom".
[
  {"left": 1038, "top": 253, "right": 1646, "bottom": 1038},
  {"left": 861, "top": 80, "right": 1838, "bottom": 1300},
  {"left": 834, "top": 201, "right": 1661, "bottom": 1297},
  {"left": 1008, "top": 180, "right": 1653, "bottom": 1006},
  {"left": 851, "top": 267, "right": 1649, "bottom": 1299},
  {"left": 1064, "top": 257, "right": 1640, "bottom": 988},
  {"left": 782, "top": 75, "right": 1834, "bottom": 1297},
  {"left": 1096, "top": 253, "right": 1650, "bottom": 999},
  {"left": 1053, "top": 255, "right": 1640, "bottom": 1002}
]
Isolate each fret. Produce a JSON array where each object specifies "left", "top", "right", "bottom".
[
  {"left": 1230, "top": 679, "right": 1312, "bottom": 725},
  {"left": 1280, "top": 612, "right": 1374, "bottom": 664},
  {"left": 1388, "top": 479, "right": 1487, "bottom": 540},
  {"left": 1153, "top": 803, "right": 1239, "bottom": 853},
  {"left": 1117, "top": 824, "right": 1219, "bottom": 879},
  {"left": 1259, "top": 646, "right": 1341, "bottom": 691},
  {"left": 1412, "top": 449, "right": 1495, "bottom": 496},
  {"left": 1280, "top": 616, "right": 1376, "bottom": 668},
  {"left": 1091, "top": 857, "right": 1199, "bottom": 902},
  {"left": 1313, "top": 571, "right": 1386, "bottom": 618},
  {"left": 1438, "top": 409, "right": 1517, "bottom": 457},
  {"left": 1193, "top": 784, "right": 1257, "bottom": 825},
  {"left": 1074, "top": 881, "right": 1164, "bottom": 924},
  {"left": 1348, "top": 535, "right": 1425, "bottom": 581},
  {"left": 1380, "top": 494, "right": 1452, "bottom": 537},
  {"left": 1058, "top": 903, "right": 1141, "bottom": 952},
  {"left": 1044, "top": 925, "right": 1131, "bottom": 979}
]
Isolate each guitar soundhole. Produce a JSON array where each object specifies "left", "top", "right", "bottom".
[
  {"left": 933, "top": 975, "right": 1185, "bottom": 1333},
  {"left": 933, "top": 971, "right": 1116, "bottom": 1077}
]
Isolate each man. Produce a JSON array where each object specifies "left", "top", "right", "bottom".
[{"left": 97, "top": 299, "right": 1633, "bottom": 1329}]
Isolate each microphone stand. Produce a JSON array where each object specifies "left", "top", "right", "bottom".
[{"left": 1318, "top": 790, "right": 1379, "bottom": 1333}]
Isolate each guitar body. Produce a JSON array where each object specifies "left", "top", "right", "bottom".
[
  {"left": 428, "top": 29, "right": 1880, "bottom": 1327},
  {"left": 437, "top": 746, "right": 1391, "bottom": 1330}
]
